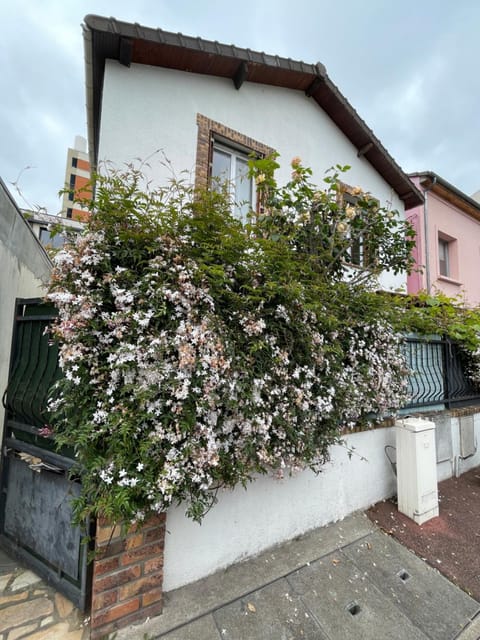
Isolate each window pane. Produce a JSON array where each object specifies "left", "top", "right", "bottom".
[
  {"left": 234, "top": 157, "right": 252, "bottom": 223},
  {"left": 439, "top": 239, "right": 449, "bottom": 276},
  {"left": 345, "top": 225, "right": 364, "bottom": 267},
  {"left": 39, "top": 228, "right": 51, "bottom": 244},
  {"left": 211, "top": 145, "right": 254, "bottom": 223},
  {"left": 39, "top": 228, "right": 65, "bottom": 249},
  {"left": 351, "top": 236, "right": 363, "bottom": 266},
  {"left": 211, "top": 149, "right": 231, "bottom": 190}
]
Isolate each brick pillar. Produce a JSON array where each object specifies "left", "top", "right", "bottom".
[{"left": 90, "top": 513, "right": 166, "bottom": 639}]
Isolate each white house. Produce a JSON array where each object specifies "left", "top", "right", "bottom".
[
  {"left": 84, "top": 15, "right": 423, "bottom": 294},
  {"left": 83, "top": 18, "right": 480, "bottom": 634}
]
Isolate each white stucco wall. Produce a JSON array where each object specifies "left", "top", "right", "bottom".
[
  {"left": 98, "top": 61, "right": 407, "bottom": 291},
  {"left": 163, "top": 410, "right": 480, "bottom": 592},
  {"left": 163, "top": 426, "right": 397, "bottom": 591},
  {"left": 0, "top": 182, "right": 52, "bottom": 444}
]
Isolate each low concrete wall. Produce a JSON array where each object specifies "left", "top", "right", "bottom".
[
  {"left": 163, "top": 409, "right": 480, "bottom": 592},
  {"left": 163, "top": 426, "right": 397, "bottom": 591}
]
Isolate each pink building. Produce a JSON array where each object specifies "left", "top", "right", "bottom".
[{"left": 408, "top": 171, "right": 480, "bottom": 307}]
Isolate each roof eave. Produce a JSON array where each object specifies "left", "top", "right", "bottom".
[{"left": 410, "top": 171, "right": 480, "bottom": 220}]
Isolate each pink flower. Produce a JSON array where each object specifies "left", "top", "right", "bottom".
[{"left": 38, "top": 426, "right": 54, "bottom": 437}]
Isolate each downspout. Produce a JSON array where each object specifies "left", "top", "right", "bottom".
[
  {"left": 82, "top": 22, "right": 96, "bottom": 175},
  {"left": 423, "top": 175, "right": 437, "bottom": 293}
]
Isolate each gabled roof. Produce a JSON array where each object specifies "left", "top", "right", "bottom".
[
  {"left": 410, "top": 171, "right": 480, "bottom": 222},
  {"left": 83, "top": 14, "right": 423, "bottom": 210}
]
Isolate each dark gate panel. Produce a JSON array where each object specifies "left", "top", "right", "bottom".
[
  {"left": 4, "top": 457, "right": 81, "bottom": 580},
  {"left": 0, "top": 298, "right": 91, "bottom": 610}
]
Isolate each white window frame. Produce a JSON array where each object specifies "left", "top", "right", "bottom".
[{"left": 211, "top": 141, "right": 256, "bottom": 224}]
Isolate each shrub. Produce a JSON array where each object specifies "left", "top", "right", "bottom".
[{"left": 48, "top": 158, "right": 414, "bottom": 523}]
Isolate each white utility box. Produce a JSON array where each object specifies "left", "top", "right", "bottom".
[{"left": 396, "top": 417, "right": 439, "bottom": 525}]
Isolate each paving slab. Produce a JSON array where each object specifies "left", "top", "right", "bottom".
[
  {"left": 0, "top": 554, "right": 89, "bottom": 639},
  {"left": 116, "top": 512, "right": 374, "bottom": 639},
  {"left": 7, "top": 622, "right": 39, "bottom": 639},
  {"left": 23, "top": 622, "right": 84, "bottom": 639},
  {"left": 287, "top": 550, "right": 430, "bottom": 640},
  {"left": 16, "top": 504, "right": 465, "bottom": 640},
  {"left": 368, "top": 467, "right": 480, "bottom": 602},
  {"left": 0, "top": 597, "right": 54, "bottom": 633},
  {"left": 214, "top": 577, "right": 327, "bottom": 640},
  {"left": 10, "top": 570, "right": 42, "bottom": 592},
  {"left": 116, "top": 510, "right": 480, "bottom": 639},
  {"left": 456, "top": 613, "right": 480, "bottom": 640},
  {"left": 160, "top": 615, "right": 222, "bottom": 640},
  {"left": 343, "top": 531, "right": 480, "bottom": 640}
]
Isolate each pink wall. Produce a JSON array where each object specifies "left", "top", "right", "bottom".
[
  {"left": 407, "top": 175, "right": 480, "bottom": 307},
  {"left": 406, "top": 209, "right": 423, "bottom": 294}
]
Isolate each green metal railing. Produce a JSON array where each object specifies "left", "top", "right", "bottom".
[{"left": 4, "top": 300, "right": 60, "bottom": 430}]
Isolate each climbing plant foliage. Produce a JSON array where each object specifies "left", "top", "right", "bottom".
[{"left": 48, "top": 157, "right": 416, "bottom": 523}]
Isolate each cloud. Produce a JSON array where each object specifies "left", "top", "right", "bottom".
[{"left": 1, "top": 0, "right": 479, "bottom": 211}]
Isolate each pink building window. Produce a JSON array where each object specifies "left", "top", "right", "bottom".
[
  {"left": 437, "top": 232, "right": 458, "bottom": 281},
  {"left": 438, "top": 238, "right": 450, "bottom": 277}
]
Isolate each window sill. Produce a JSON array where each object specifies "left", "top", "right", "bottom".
[{"left": 436, "top": 275, "right": 462, "bottom": 286}]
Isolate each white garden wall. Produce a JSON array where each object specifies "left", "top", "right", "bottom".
[
  {"left": 163, "top": 410, "right": 480, "bottom": 592},
  {"left": 163, "top": 426, "right": 396, "bottom": 592}
]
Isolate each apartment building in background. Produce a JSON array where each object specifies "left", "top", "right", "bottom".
[
  {"left": 61, "top": 135, "right": 91, "bottom": 221},
  {"left": 23, "top": 136, "right": 90, "bottom": 248}
]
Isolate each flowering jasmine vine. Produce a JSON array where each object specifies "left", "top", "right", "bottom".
[{"left": 47, "top": 160, "right": 414, "bottom": 524}]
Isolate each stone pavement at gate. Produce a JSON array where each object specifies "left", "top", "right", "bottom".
[
  {"left": 116, "top": 511, "right": 480, "bottom": 640},
  {"left": 0, "top": 549, "right": 89, "bottom": 640}
]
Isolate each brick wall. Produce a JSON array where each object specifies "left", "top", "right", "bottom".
[{"left": 90, "top": 513, "right": 166, "bottom": 639}]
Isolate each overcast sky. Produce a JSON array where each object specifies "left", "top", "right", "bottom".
[{"left": 1, "top": 0, "right": 479, "bottom": 215}]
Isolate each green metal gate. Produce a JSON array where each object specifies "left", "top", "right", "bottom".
[{"left": 0, "top": 299, "right": 91, "bottom": 610}]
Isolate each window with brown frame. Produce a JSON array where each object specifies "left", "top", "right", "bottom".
[
  {"left": 195, "top": 114, "right": 275, "bottom": 222},
  {"left": 339, "top": 186, "right": 377, "bottom": 268}
]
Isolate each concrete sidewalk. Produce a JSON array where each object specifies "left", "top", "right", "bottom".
[{"left": 116, "top": 512, "right": 480, "bottom": 640}]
